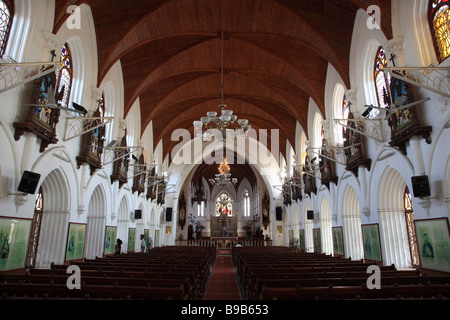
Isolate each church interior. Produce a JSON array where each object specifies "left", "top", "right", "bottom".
[{"left": 0, "top": 0, "right": 450, "bottom": 302}]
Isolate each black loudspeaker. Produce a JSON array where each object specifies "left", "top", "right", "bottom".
[
  {"left": 307, "top": 210, "right": 314, "bottom": 220},
  {"left": 411, "top": 175, "right": 431, "bottom": 198},
  {"left": 166, "top": 207, "right": 173, "bottom": 222},
  {"left": 276, "top": 207, "right": 282, "bottom": 221},
  {"left": 134, "top": 210, "right": 142, "bottom": 220},
  {"left": 17, "top": 171, "right": 41, "bottom": 194}
]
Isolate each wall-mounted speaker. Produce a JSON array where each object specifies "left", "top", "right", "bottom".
[
  {"left": 165, "top": 207, "right": 173, "bottom": 222},
  {"left": 307, "top": 210, "right": 314, "bottom": 220},
  {"left": 275, "top": 207, "right": 282, "bottom": 221},
  {"left": 134, "top": 210, "right": 142, "bottom": 220},
  {"left": 17, "top": 171, "right": 41, "bottom": 194},
  {"left": 411, "top": 175, "right": 431, "bottom": 198}
]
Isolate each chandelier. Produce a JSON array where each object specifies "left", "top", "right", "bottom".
[
  {"left": 193, "top": 0, "right": 251, "bottom": 140},
  {"left": 209, "top": 158, "right": 238, "bottom": 186}
]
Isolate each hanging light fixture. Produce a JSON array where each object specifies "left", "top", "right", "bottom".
[
  {"left": 193, "top": 0, "right": 251, "bottom": 140},
  {"left": 209, "top": 158, "right": 238, "bottom": 186}
]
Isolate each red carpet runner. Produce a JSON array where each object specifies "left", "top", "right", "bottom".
[{"left": 204, "top": 254, "right": 241, "bottom": 300}]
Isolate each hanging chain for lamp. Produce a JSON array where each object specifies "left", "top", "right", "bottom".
[{"left": 193, "top": 0, "right": 251, "bottom": 137}]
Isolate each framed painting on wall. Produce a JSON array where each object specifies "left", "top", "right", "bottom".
[
  {"left": 362, "top": 224, "right": 382, "bottom": 262},
  {"left": 298, "top": 229, "right": 305, "bottom": 251},
  {"left": 154, "top": 230, "right": 160, "bottom": 247},
  {"left": 0, "top": 217, "right": 32, "bottom": 271},
  {"left": 313, "top": 228, "right": 321, "bottom": 253},
  {"left": 332, "top": 227, "right": 345, "bottom": 256},
  {"left": 104, "top": 226, "right": 117, "bottom": 255},
  {"left": 415, "top": 218, "right": 450, "bottom": 273},
  {"left": 128, "top": 228, "right": 136, "bottom": 252},
  {"left": 144, "top": 229, "right": 151, "bottom": 250},
  {"left": 65, "top": 223, "right": 86, "bottom": 261}
]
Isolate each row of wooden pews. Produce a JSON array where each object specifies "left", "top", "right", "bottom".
[
  {"left": 0, "top": 246, "right": 216, "bottom": 300},
  {"left": 232, "top": 247, "right": 450, "bottom": 300}
]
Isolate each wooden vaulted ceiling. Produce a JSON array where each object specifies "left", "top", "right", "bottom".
[{"left": 54, "top": 0, "right": 392, "bottom": 172}]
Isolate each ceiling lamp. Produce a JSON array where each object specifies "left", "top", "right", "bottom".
[
  {"left": 209, "top": 158, "right": 238, "bottom": 186},
  {"left": 193, "top": 0, "right": 251, "bottom": 140}
]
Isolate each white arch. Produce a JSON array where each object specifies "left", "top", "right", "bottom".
[
  {"left": 117, "top": 194, "right": 130, "bottom": 252},
  {"left": 342, "top": 185, "right": 364, "bottom": 260},
  {"left": 35, "top": 168, "right": 70, "bottom": 268},
  {"left": 319, "top": 195, "right": 333, "bottom": 255},
  {"left": 84, "top": 184, "right": 107, "bottom": 259},
  {"left": 377, "top": 167, "right": 412, "bottom": 269}
]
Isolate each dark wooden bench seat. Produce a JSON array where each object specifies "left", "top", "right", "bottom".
[
  {"left": 0, "top": 282, "right": 187, "bottom": 300},
  {"left": 261, "top": 283, "right": 450, "bottom": 300}
]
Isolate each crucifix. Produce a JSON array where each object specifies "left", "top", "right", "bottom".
[
  {"left": 50, "top": 49, "right": 57, "bottom": 62},
  {"left": 389, "top": 53, "right": 397, "bottom": 67}
]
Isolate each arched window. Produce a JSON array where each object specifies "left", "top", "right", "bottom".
[
  {"left": 0, "top": 0, "right": 13, "bottom": 57},
  {"left": 374, "top": 46, "right": 390, "bottom": 109},
  {"left": 35, "top": 187, "right": 43, "bottom": 212},
  {"left": 342, "top": 94, "right": 350, "bottom": 124},
  {"left": 243, "top": 190, "right": 250, "bottom": 217},
  {"left": 429, "top": 0, "right": 450, "bottom": 63},
  {"left": 216, "top": 192, "right": 232, "bottom": 216},
  {"left": 56, "top": 43, "right": 73, "bottom": 108}
]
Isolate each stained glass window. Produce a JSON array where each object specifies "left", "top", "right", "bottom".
[
  {"left": 430, "top": 0, "right": 450, "bottom": 63},
  {"left": 404, "top": 186, "right": 413, "bottom": 211},
  {"left": 55, "top": 43, "right": 73, "bottom": 108},
  {"left": 35, "top": 187, "right": 43, "bottom": 212},
  {"left": 342, "top": 94, "right": 350, "bottom": 132},
  {"left": 216, "top": 192, "right": 232, "bottom": 216},
  {"left": 0, "top": 0, "right": 13, "bottom": 57},
  {"left": 374, "top": 46, "right": 390, "bottom": 109}
]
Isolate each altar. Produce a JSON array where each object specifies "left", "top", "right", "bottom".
[{"left": 210, "top": 214, "right": 237, "bottom": 237}]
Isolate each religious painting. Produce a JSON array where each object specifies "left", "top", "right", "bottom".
[
  {"left": 291, "top": 170, "right": 302, "bottom": 202},
  {"left": 332, "top": 227, "right": 345, "bottom": 256},
  {"left": 276, "top": 225, "right": 283, "bottom": 234},
  {"left": 362, "top": 224, "right": 382, "bottom": 262},
  {"left": 154, "top": 230, "right": 160, "bottom": 248},
  {"left": 132, "top": 154, "right": 146, "bottom": 195},
  {"left": 282, "top": 180, "right": 292, "bottom": 206},
  {"left": 104, "top": 226, "right": 117, "bottom": 255},
  {"left": 0, "top": 217, "right": 32, "bottom": 271},
  {"left": 298, "top": 229, "right": 305, "bottom": 251},
  {"left": 303, "top": 155, "right": 317, "bottom": 196},
  {"left": 76, "top": 97, "right": 106, "bottom": 175},
  {"left": 319, "top": 139, "right": 338, "bottom": 189},
  {"left": 65, "top": 223, "right": 86, "bottom": 261},
  {"left": 387, "top": 76, "right": 432, "bottom": 155},
  {"left": 313, "top": 228, "right": 321, "bottom": 253},
  {"left": 343, "top": 112, "right": 371, "bottom": 177},
  {"left": 157, "top": 181, "right": 166, "bottom": 205},
  {"left": 146, "top": 167, "right": 157, "bottom": 201},
  {"left": 13, "top": 70, "right": 60, "bottom": 152},
  {"left": 128, "top": 228, "right": 136, "bottom": 252},
  {"left": 144, "top": 229, "right": 151, "bottom": 249},
  {"left": 415, "top": 218, "right": 450, "bottom": 273},
  {"left": 166, "top": 226, "right": 172, "bottom": 234},
  {"left": 110, "top": 133, "right": 129, "bottom": 188}
]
